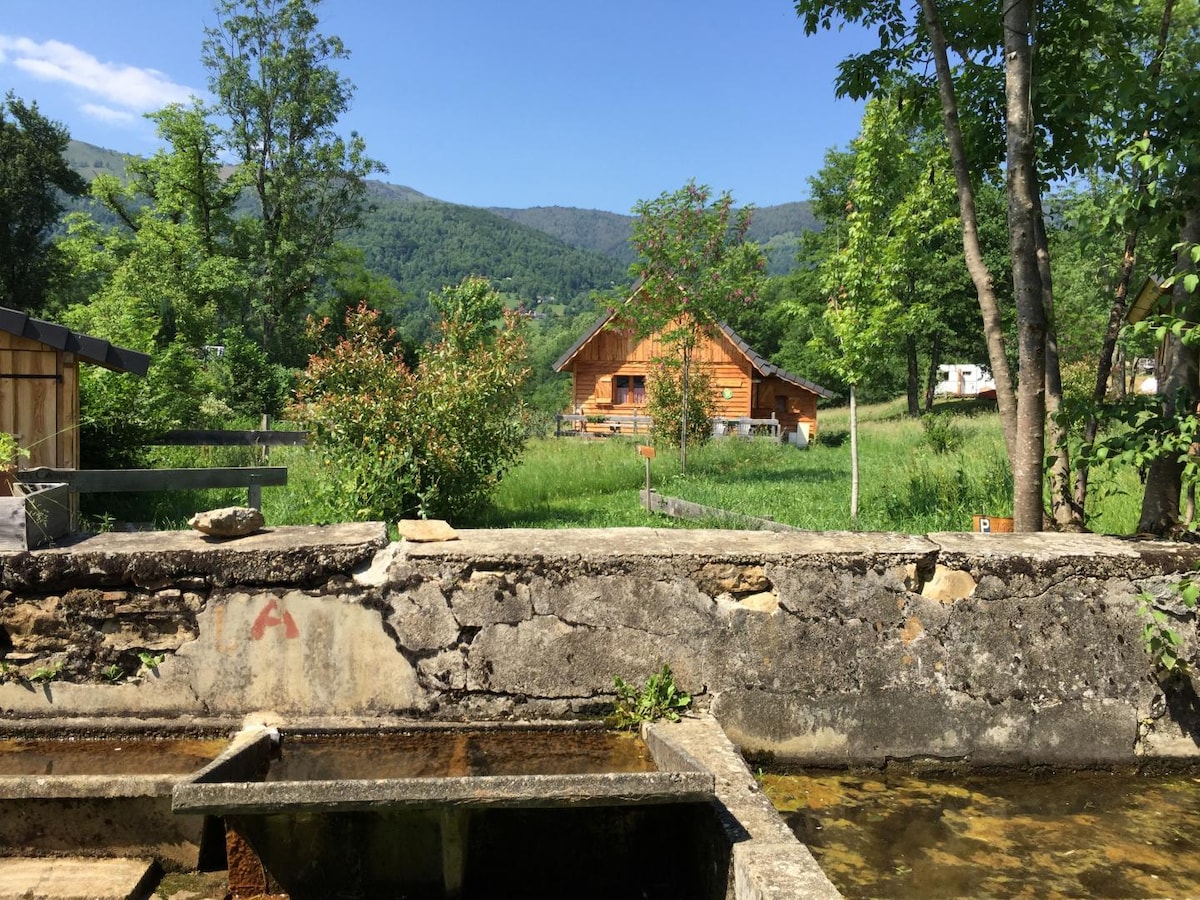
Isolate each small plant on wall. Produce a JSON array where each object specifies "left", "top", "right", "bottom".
[
  {"left": 1138, "top": 572, "right": 1198, "bottom": 680},
  {"left": 608, "top": 664, "right": 692, "bottom": 729}
]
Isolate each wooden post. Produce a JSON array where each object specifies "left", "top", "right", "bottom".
[
  {"left": 638, "top": 445, "right": 655, "bottom": 512},
  {"left": 260, "top": 414, "right": 271, "bottom": 462},
  {"left": 555, "top": 413, "right": 562, "bottom": 438}
]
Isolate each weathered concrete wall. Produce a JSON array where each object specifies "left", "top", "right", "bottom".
[{"left": 1, "top": 525, "right": 1198, "bottom": 766}]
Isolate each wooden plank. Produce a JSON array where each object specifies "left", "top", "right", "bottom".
[
  {"left": 59, "top": 355, "right": 78, "bottom": 469},
  {"left": 151, "top": 429, "right": 308, "bottom": 447},
  {"left": 18, "top": 467, "right": 288, "bottom": 493},
  {"left": 640, "top": 490, "right": 800, "bottom": 532},
  {"left": 12, "top": 351, "right": 56, "bottom": 468}
]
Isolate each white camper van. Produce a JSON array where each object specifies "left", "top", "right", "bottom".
[{"left": 934, "top": 364, "right": 998, "bottom": 399}]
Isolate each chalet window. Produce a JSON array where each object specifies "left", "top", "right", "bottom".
[
  {"left": 775, "top": 395, "right": 789, "bottom": 415},
  {"left": 615, "top": 375, "right": 645, "bottom": 405}
]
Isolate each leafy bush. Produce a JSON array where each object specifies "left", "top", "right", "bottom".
[
  {"left": 209, "top": 329, "right": 291, "bottom": 418},
  {"left": 77, "top": 339, "right": 217, "bottom": 469},
  {"left": 921, "top": 413, "right": 966, "bottom": 454},
  {"left": 646, "top": 358, "right": 715, "bottom": 448},
  {"left": 293, "top": 279, "right": 530, "bottom": 522}
]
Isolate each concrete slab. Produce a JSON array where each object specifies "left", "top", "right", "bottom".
[
  {"left": 0, "top": 857, "right": 159, "bottom": 900},
  {"left": 402, "top": 527, "right": 938, "bottom": 561},
  {"left": 645, "top": 714, "right": 842, "bottom": 900}
]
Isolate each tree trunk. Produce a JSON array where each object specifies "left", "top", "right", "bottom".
[
  {"left": 918, "top": 0, "right": 1018, "bottom": 463},
  {"left": 924, "top": 332, "right": 942, "bottom": 413},
  {"left": 680, "top": 348, "right": 690, "bottom": 475},
  {"left": 1138, "top": 201, "right": 1200, "bottom": 534},
  {"left": 849, "top": 383, "right": 859, "bottom": 521},
  {"left": 906, "top": 335, "right": 920, "bottom": 416},
  {"left": 1037, "top": 209, "right": 1078, "bottom": 528},
  {"left": 1004, "top": 0, "right": 1048, "bottom": 533},
  {"left": 1074, "top": 233, "right": 1138, "bottom": 515}
]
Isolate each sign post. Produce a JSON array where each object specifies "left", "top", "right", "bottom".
[{"left": 638, "top": 445, "right": 655, "bottom": 512}]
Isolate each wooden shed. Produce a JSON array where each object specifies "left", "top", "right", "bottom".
[
  {"left": 553, "top": 310, "right": 834, "bottom": 440},
  {"left": 0, "top": 307, "right": 150, "bottom": 471}
]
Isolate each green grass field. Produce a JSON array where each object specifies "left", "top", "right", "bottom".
[
  {"left": 470, "top": 399, "right": 1144, "bottom": 534},
  {"left": 86, "top": 399, "right": 1146, "bottom": 535}
]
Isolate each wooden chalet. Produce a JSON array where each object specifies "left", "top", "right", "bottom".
[
  {"left": 553, "top": 311, "right": 835, "bottom": 440},
  {"left": 0, "top": 307, "right": 150, "bottom": 471}
]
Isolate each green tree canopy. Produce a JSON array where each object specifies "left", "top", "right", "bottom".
[
  {"left": 621, "top": 181, "right": 766, "bottom": 470},
  {"left": 203, "top": 0, "right": 384, "bottom": 362},
  {"left": 0, "top": 93, "right": 86, "bottom": 316}
]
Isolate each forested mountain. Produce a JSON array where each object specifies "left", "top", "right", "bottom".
[
  {"left": 62, "top": 139, "right": 816, "bottom": 313},
  {"left": 489, "top": 206, "right": 639, "bottom": 266},
  {"left": 488, "top": 200, "right": 820, "bottom": 275},
  {"left": 347, "top": 198, "right": 628, "bottom": 315}
]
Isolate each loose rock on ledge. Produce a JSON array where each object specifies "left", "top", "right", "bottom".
[
  {"left": 188, "top": 506, "right": 265, "bottom": 538},
  {"left": 397, "top": 519, "right": 458, "bottom": 542}
]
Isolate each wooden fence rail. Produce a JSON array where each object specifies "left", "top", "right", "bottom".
[
  {"left": 15, "top": 419, "right": 307, "bottom": 520},
  {"left": 18, "top": 466, "right": 288, "bottom": 510},
  {"left": 555, "top": 413, "right": 783, "bottom": 440},
  {"left": 153, "top": 428, "right": 308, "bottom": 447}
]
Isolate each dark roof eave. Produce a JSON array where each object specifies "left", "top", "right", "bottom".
[
  {"left": 717, "top": 322, "right": 836, "bottom": 399},
  {"left": 552, "top": 310, "right": 617, "bottom": 372},
  {"left": 0, "top": 306, "right": 151, "bottom": 376}
]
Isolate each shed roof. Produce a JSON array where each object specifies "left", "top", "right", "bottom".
[
  {"left": 552, "top": 309, "right": 835, "bottom": 400},
  {"left": 0, "top": 307, "right": 151, "bottom": 375},
  {"left": 1126, "top": 276, "right": 1170, "bottom": 326}
]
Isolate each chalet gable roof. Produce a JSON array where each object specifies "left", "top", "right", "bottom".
[
  {"left": 552, "top": 309, "right": 835, "bottom": 400},
  {"left": 0, "top": 307, "right": 151, "bottom": 375}
]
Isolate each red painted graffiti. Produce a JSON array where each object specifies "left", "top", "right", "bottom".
[{"left": 250, "top": 599, "right": 300, "bottom": 640}]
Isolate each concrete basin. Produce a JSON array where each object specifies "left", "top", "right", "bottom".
[
  {"left": 0, "top": 724, "right": 234, "bottom": 870},
  {"left": 174, "top": 722, "right": 722, "bottom": 899}
]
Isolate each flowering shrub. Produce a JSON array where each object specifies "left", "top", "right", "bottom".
[{"left": 293, "top": 278, "right": 530, "bottom": 522}]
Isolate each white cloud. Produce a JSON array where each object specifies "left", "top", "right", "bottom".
[
  {"left": 0, "top": 35, "right": 199, "bottom": 115},
  {"left": 80, "top": 103, "right": 137, "bottom": 125}
]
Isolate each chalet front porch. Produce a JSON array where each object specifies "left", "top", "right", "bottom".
[{"left": 554, "top": 412, "right": 804, "bottom": 443}]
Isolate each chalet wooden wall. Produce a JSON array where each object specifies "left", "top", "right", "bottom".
[
  {"left": 0, "top": 332, "right": 78, "bottom": 469},
  {"left": 569, "top": 327, "right": 755, "bottom": 420},
  {"left": 568, "top": 326, "right": 820, "bottom": 436}
]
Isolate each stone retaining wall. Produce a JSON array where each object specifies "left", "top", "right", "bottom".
[{"left": 1, "top": 525, "right": 1198, "bottom": 765}]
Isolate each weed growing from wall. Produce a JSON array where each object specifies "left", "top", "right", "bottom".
[{"left": 609, "top": 664, "right": 692, "bottom": 729}]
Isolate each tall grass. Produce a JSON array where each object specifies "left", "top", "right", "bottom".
[
  {"left": 474, "top": 399, "right": 1145, "bottom": 534},
  {"left": 79, "top": 399, "right": 1148, "bottom": 535}
]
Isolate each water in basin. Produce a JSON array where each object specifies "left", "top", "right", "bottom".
[
  {"left": 265, "top": 727, "right": 656, "bottom": 781},
  {"left": 0, "top": 737, "right": 228, "bottom": 776},
  {"left": 761, "top": 767, "right": 1200, "bottom": 899}
]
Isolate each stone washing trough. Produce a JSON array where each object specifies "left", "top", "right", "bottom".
[
  {"left": 0, "top": 725, "right": 235, "bottom": 869},
  {"left": 173, "top": 721, "right": 721, "bottom": 899}
]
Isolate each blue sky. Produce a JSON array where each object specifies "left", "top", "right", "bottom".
[{"left": 0, "top": 1, "right": 872, "bottom": 213}]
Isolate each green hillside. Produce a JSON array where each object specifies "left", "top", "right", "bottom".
[
  {"left": 65, "top": 140, "right": 131, "bottom": 181},
  {"left": 489, "top": 206, "right": 638, "bottom": 266},
  {"left": 61, "top": 139, "right": 814, "bottom": 312},
  {"left": 348, "top": 197, "right": 628, "bottom": 314},
  {"left": 489, "top": 199, "right": 820, "bottom": 274}
]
